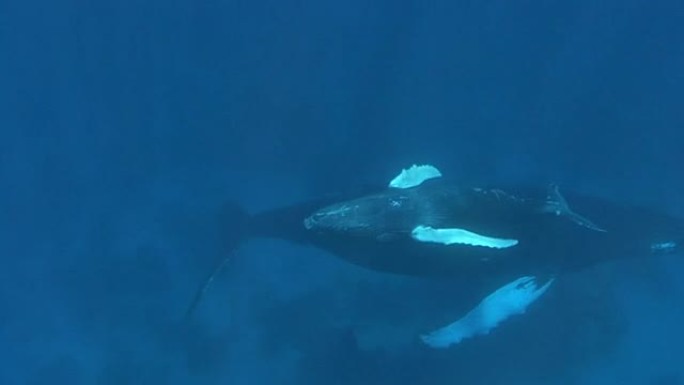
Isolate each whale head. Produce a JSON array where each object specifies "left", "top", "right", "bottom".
[{"left": 304, "top": 192, "right": 418, "bottom": 236}]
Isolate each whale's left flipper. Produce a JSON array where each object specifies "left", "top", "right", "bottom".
[
  {"left": 543, "top": 184, "right": 606, "bottom": 232},
  {"left": 421, "top": 276, "right": 554, "bottom": 348}
]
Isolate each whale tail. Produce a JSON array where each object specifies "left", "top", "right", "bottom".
[
  {"left": 183, "top": 194, "right": 379, "bottom": 319},
  {"left": 184, "top": 201, "right": 252, "bottom": 320}
]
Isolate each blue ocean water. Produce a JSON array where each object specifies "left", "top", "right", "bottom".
[{"left": 1, "top": 0, "right": 683, "bottom": 384}]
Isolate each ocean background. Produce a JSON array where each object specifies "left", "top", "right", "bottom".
[{"left": 2, "top": 0, "right": 683, "bottom": 384}]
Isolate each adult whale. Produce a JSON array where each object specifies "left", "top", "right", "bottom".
[{"left": 195, "top": 165, "right": 683, "bottom": 347}]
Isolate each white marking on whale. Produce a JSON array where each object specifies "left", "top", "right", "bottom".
[{"left": 411, "top": 225, "right": 519, "bottom": 249}]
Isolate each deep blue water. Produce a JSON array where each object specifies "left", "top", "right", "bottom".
[{"left": 2, "top": 0, "right": 684, "bottom": 384}]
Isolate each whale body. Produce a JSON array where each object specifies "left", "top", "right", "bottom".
[
  {"left": 198, "top": 166, "right": 682, "bottom": 346},
  {"left": 251, "top": 180, "right": 682, "bottom": 282}
]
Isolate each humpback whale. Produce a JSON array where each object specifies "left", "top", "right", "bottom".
[{"left": 193, "top": 165, "right": 683, "bottom": 347}]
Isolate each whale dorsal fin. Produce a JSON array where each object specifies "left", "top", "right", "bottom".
[
  {"left": 389, "top": 164, "right": 442, "bottom": 189},
  {"left": 543, "top": 184, "right": 606, "bottom": 232}
]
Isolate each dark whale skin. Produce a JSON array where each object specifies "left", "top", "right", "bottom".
[{"left": 245, "top": 180, "right": 683, "bottom": 285}]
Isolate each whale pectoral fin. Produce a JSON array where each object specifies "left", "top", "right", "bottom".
[
  {"left": 411, "top": 225, "right": 519, "bottom": 249},
  {"left": 389, "top": 164, "right": 442, "bottom": 189},
  {"left": 421, "top": 276, "right": 555, "bottom": 348},
  {"left": 543, "top": 184, "right": 607, "bottom": 232}
]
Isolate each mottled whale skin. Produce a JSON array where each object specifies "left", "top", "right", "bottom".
[{"left": 246, "top": 180, "right": 682, "bottom": 283}]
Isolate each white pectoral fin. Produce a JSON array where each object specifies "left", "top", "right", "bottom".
[
  {"left": 389, "top": 164, "right": 442, "bottom": 189},
  {"left": 421, "top": 276, "right": 554, "bottom": 349},
  {"left": 411, "top": 225, "right": 518, "bottom": 249}
]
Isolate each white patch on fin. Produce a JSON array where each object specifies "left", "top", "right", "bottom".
[
  {"left": 543, "top": 184, "right": 606, "bottom": 232},
  {"left": 411, "top": 225, "right": 519, "bottom": 249},
  {"left": 421, "top": 276, "right": 554, "bottom": 348},
  {"left": 389, "top": 164, "right": 442, "bottom": 189}
]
